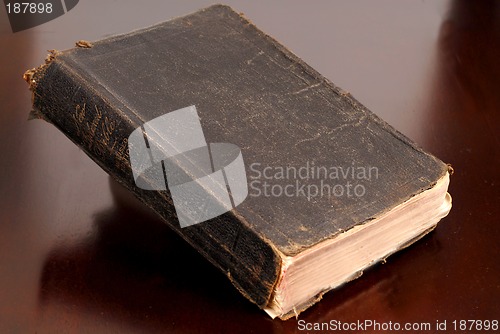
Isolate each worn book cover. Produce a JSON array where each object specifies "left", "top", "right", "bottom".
[{"left": 25, "top": 4, "right": 452, "bottom": 319}]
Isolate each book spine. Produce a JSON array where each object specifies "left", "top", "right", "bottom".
[{"left": 27, "top": 56, "right": 281, "bottom": 308}]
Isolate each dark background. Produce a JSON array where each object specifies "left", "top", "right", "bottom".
[{"left": 0, "top": 1, "right": 498, "bottom": 333}]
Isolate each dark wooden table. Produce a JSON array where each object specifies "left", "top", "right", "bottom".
[{"left": 1, "top": 1, "right": 498, "bottom": 333}]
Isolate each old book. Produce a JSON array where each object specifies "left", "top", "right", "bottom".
[{"left": 25, "top": 4, "right": 452, "bottom": 319}]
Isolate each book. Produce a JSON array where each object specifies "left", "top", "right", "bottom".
[{"left": 25, "top": 4, "right": 452, "bottom": 319}]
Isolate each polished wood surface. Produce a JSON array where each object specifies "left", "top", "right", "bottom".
[{"left": 0, "top": 1, "right": 498, "bottom": 333}]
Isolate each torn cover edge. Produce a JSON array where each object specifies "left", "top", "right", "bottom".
[{"left": 24, "top": 49, "right": 61, "bottom": 120}]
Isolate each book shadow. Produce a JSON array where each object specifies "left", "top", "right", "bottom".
[
  {"left": 37, "top": 176, "right": 444, "bottom": 332},
  {"left": 37, "top": 177, "right": 278, "bottom": 333}
]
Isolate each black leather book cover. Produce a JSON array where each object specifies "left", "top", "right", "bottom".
[{"left": 25, "top": 4, "right": 450, "bottom": 316}]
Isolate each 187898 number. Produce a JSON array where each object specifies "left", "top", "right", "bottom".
[{"left": 6, "top": 2, "right": 53, "bottom": 14}]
